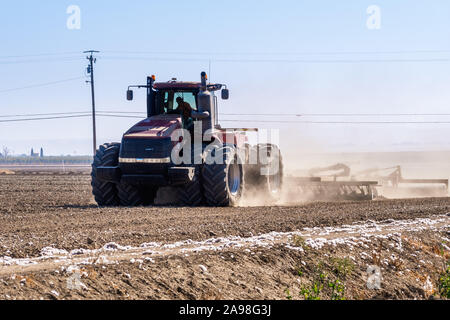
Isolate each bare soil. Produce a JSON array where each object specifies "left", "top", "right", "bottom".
[{"left": 0, "top": 174, "right": 449, "bottom": 300}]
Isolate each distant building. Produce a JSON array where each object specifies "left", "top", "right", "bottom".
[{"left": 30, "top": 147, "right": 44, "bottom": 157}]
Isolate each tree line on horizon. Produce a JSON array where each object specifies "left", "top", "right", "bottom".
[{"left": 0, "top": 146, "right": 91, "bottom": 163}]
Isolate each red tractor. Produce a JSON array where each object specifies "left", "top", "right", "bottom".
[{"left": 91, "top": 72, "right": 283, "bottom": 207}]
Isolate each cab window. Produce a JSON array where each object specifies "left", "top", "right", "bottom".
[{"left": 156, "top": 90, "right": 197, "bottom": 114}]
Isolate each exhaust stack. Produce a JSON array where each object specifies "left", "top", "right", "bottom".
[
  {"left": 197, "top": 72, "right": 214, "bottom": 133},
  {"left": 200, "top": 72, "right": 207, "bottom": 91},
  {"left": 146, "top": 75, "right": 156, "bottom": 117}
]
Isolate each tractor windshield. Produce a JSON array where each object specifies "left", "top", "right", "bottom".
[{"left": 155, "top": 90, "right": 198, "bottom": 115}]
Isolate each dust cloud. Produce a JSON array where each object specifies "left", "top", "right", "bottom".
[{"left": 238, "top": 129, "right": 450, "bottom": 206}]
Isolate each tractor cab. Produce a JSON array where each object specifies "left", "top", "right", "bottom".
[{"left": 127, "top": 73, "right": 228, "bottom": 132}]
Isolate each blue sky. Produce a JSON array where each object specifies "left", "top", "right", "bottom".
[{"left": 0, "top": 0, "right": 449, "bottom": 155}]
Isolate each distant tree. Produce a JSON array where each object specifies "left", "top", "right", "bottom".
[{"left": 2, "top": 146, "right": 10, "bottom": 158}]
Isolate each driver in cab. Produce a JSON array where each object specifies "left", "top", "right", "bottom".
[{"left": 175, "top": 97, "right": 194, "bottom": 130}]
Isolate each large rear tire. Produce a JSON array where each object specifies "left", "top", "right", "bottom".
[
  {"left": 202, "top": 146, "right": 244, "bottom": 207},
  {"left": 91, "top": 143, "right": 120, "bottom": 206}
]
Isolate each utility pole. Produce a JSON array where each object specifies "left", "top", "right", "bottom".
[{"left": 84, "top": 50, "right": 100, "bottom": 156}]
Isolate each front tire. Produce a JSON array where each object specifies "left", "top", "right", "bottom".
[
  {"left": 177, "top": 179, "right": 203, "bottom": 206},
  {"left": 176, "top": 167, "right": 203, "bottom": 206},
  {"left": 118, "top": 183, "right": 157, "bottom": 206},
  {"left": 91, "top": 143, "right": 120, "bottom": 206}
]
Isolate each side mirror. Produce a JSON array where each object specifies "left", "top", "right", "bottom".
[
  {"left": 221, "top": 89, "right": 229, "bottom": 100},
  {"left": 127, "top": 90, "right": 134, "bottom": 101}
]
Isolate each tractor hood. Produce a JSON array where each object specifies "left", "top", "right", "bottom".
[
  {"left": 119, "top": 114, "right": 181, "bottom": 167},
  {"left": 123, "top": 114, "right": 182, "bottom": 139}
]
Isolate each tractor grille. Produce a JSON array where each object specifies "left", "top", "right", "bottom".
[{"left": 120, "top": 137, "right": 172, "bottom": 160}]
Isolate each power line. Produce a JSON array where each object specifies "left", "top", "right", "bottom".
[
  {"left": 102, "top": 49, "right": 450, "bottom": 56},
  {"left": 0, "top": 111, "right": 91, "bottom": 118},
  {"left": 101, "top": 56, "right": 450, "bottom": 64},
  {"left": 0, "top": 111, "right": 146, "bottom": 118},
  {"left": 97, "top": 114, "right": 143, "bottom": 119},
  {"left": 195, "top": 58, "right": 450, "bottom": 64},
  {"left": 0, "top": 52, "right": 82, "bottom": 59},
  {"left": 0, "top": 77, "right": 84, "bottom": 94},
  {"left": 219, "top": 120, "right": 450, "bottom": 124},
  {"left": 0, "top": 49, "right": 448, "bottom": 66},
  {"left": 0, "top": 57, "right": 83, "bottom": 65},
  {"left": 0, "top": 114, "right": 145, "bottom": 123},
  {"left": 221, "top": 113, "right": 450, "bottom": 117},
  {"left": 97, "top": 110, "right": 146, "bottom": 114},
  {"left": 1, "top": 113, "right": 450, "bottom": 124},
  {"left": 0, "top": 114, "right": 143, "bottom": 123},
  {"left": 2, "top": 49, "right": 449, "bottom": 59},
  {"left": 1, "top": 55, "right": 449, "bottom": 65},
  {"left": 95, "top": 116, "right": 450, "bottom": 123},
  {"left": 0, "top": 114, "right": 92, "bottom": 123},
  {"left": 2, "top": 111, "right": 450, "bottom": 119}
]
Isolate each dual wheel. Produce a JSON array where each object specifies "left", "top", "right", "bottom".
[{"left": 159, "top": 145, "right": 245, "bottom": 207}]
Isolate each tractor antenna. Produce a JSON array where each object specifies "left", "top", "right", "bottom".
[
  {"left": 208, "top": 59, "right": 211, "bottom": 84},
  {"left": 84, "top": 50, "right": 100, "bottom": 156}
]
